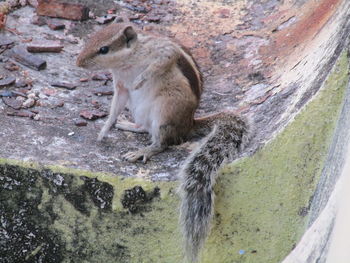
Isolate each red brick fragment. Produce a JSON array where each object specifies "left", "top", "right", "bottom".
[
  {"left": 79, "top": 109, "right": 107, "bottom": 120},
  {"left": 74, "top": 119, "right": 87, "bottom": 127},
  {"left": 27, "top": 40, "right": 63, "bottom": 53},
  {"left": 7, "top": 109, "right": 36, "bottom": 118},
  {"left": 37, "top": 0, "right": 90, "bottom": 21},
  {"left": 9, "top": 46, "right": 47, "bottom": 71},
  {"left": 46, "top": 19, "right": 65, "bottom": 30}
]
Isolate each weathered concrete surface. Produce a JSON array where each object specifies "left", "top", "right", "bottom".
[{"left": 0, "top": 0, "right": 350, "bottom": 262}]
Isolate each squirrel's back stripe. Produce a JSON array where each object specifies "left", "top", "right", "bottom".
[{"left": 177, "top": 46, "right": 203, "bottom": 100}]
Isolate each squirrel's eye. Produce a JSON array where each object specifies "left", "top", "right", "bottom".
[{"left": 99, "top": 46, "right": 109, "bottom": 54}]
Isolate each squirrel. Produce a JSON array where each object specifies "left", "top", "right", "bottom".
[{"left": 76, "top": 19, "right": 250, "bottom": 262}]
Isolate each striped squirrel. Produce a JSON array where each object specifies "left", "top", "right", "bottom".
[{"left": 76, "top": 20, "right": 250, "bottom": 262}]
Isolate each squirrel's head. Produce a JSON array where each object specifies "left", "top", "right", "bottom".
[{"left": 76, "top": 22, "right": 138, "bottom": 70}]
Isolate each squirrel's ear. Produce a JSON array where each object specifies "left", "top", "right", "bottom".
[{"left": 123, "top": 26, "right": 137, "bottom": 47}]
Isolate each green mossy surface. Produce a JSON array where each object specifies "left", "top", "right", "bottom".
[
  {"left": 202, "top": 52, "right": 349, "bottom": 263},
  {"left": 0, "top": 53, "right": 348, "bottom": 263}
]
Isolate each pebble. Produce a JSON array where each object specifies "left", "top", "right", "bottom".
[
  {"left": 93, "top": 87, "right": 113, "bottom": 96},
  {"left": 4, "top": 61, "right": 19, "bottom": 71},
  {"left": 0, "top": 90, "right": 13, "bottom": 97},
  {"left": 6, "top": 109, "right": 36, "bottom": 118},
  {"left": 31, "top": 15, "right": 46, "bottom": 26},
  {"left": 46, "top": 19, "right": 65, "bottom": 30},
  {"left": 79, "top": 109, "right": 108, "bottom": 120},
  {"left": 2, "top": 97, "right": 22, "bottom": 109},
  {"left": 22, "top": 98, "right": 36, "bottom": 108},
  {"left": 51, "top": 81, "right": 77, "bottom": 90},
  {"left": 74, "top": 119, "right": 88, "bottom": 127}
]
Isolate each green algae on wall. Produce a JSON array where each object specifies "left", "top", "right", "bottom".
[
  {"left": 0, "top": 162, "right": 182, "bottom": 263},
  {"left": 202, "top": 52, "right": 349, "bottom": 263}
]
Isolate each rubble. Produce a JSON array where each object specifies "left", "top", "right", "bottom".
[
  {"left": 2, "top": 97, "right": 22, "bottom": 109},
  {"left": 22, "top": 98, "right": 35, "bottom": 108},
  {"left": 36, "top": 0, "right": 90, "bottom": 21},
  {"left": 93, "top": 87, "right": 113, "bottom": 96},
  {"left": 51, "top": 81, "right": 77, "bottom": 90},
  {"left": 27, "top": 40, "right": 63, "bottom": 53},
  {"left": 4, "top": 61, "right": 20, "bottom": 71},
  {"left": 8, "top": 46, "right": 46, "bottom": 70},
  {"left": 74, "top": 119, "right": 87, "bottom": 126},
  {"left": 31, "top": 15, "right": 46, "bottom": 26},
  {"left": 0, "top": 76, "right": 16, "bottom": 87},
  {"left": 6, "top": 109, "right": 36, "bottom": 118},
  {"left": 46, "top": 19, "right": 65, "bottom": 30},
  {"left": 79, "top": 109, "right": 107, "bottom": 120}
]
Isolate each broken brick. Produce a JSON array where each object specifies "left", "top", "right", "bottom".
[
  {"left": 2, "top": 97, "right": 22, "bottom": 109},
  {"left": 0, "top": 76, "right": 16, "bottom": 87},
  {"left": 79, "top": 109, "right": 107, "bottom": 120},
  {"left": 46, "top": 19, "right": 65, "bottom": 30},
  {"left": 93, "top": 87, "right": 113, "bottom": 96},
  {"left": 7, "top": 109, "right": 36, "bottom": 118},
  {"left": 9, "top": 46, "right": 47, "bottom": 71},
  {"left": 4, "top": 61, "right": 19, "bottom": 71},
  {"left": 51, "top": 81, "right": 76, "bottom": 90},
  {"left": 27, "top": 40, "right": 63, "bottom": 53},
  {"left": 37, "top": 0, "right": 90, "bottom": 21},
  {"left": 74, "top": 119, "right": 88, "bottom": 127}
]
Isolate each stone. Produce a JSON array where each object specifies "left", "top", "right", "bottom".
[
  {"left": 31, "top": 15, "right": 46, "bottom": 26},
  {"left": 28, "top": 0, "right": 38, "bottom": 7},
  {"left": 74, "top": 119, "right": 87, "bottom": 126},
  {"left": 22, "top": 98, "right": 36, "bottom": 108},
  {"left": 92, "top": 87, "right": 113, "bottom": 96},
  {"left": 8, "top": 46, "right": 47, "bottom": 71},
  {"left": 46, "top": 19, "right": 65, "bottom": 30},
  {"left": 27, "top": 40, "right": 63, "bottom": 53},
  {"left": 145, "top": 14, "right": 161, "bottom": 23},
  {"left": 6, "top": 109, "right": 36, "bottom": 118},
  {"left": 79, "top": 109, "right": 108, "bottom": 120},
  {"left": 15, "top": 79, "right": 28, "bottom": 88},
  {"left": 0, "top": 37, "right": 14, "bottom": 47},
  {"left": 2, "top": 97, "right": 22, "bottom": 109},
  {"left": 36, "top": 0, "right": 90, "bottom": 21},
  {"left": 91, "top": 72, "right": 110, "bottom": 81},
  {"left": 0, "top": 76, "right": 16, "bottom": 87},
  {"left": 42, "top": 88, "right": 57, "bottom": 96},
  {"left": 0, "top": 90, "right": 13, "bottom": 97},
  {"left": 51, "top": 81, "right": 76, "bottom": 90},
  {"left": 4, "top": 61, "right": 20, "bottom": 71}
]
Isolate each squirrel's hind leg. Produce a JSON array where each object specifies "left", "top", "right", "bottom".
[{"left": 122, "top": 122, "right": 182, "bottom": 163}]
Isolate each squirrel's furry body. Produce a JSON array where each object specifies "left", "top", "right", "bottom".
[{"left": 77, "top": 20, "right": 250, "bottom": 262}]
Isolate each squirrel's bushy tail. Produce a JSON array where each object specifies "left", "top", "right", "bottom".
[{"left": 179, "top": 113, "right": 250, "bottom": 262}]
